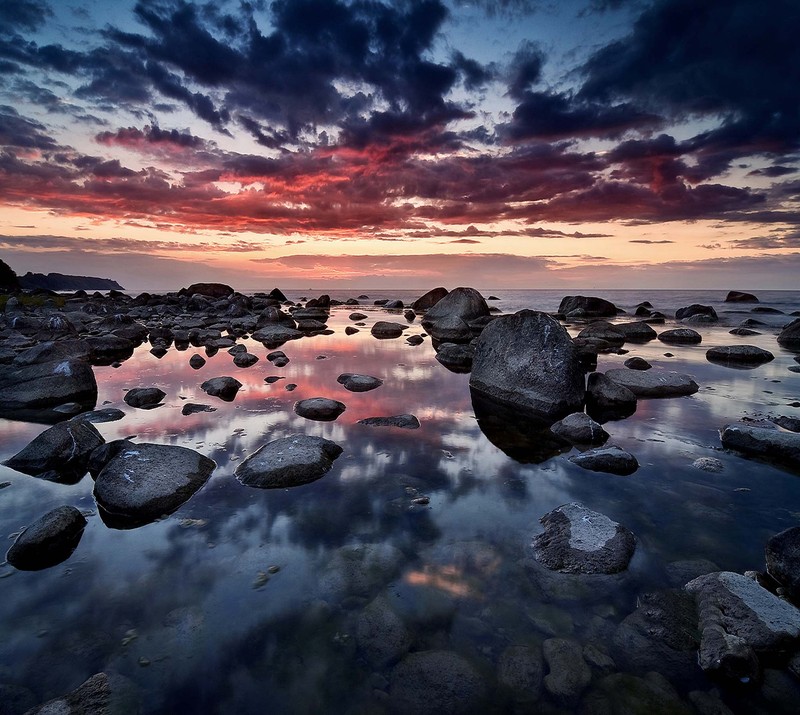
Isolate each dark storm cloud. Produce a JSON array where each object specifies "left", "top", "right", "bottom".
[
  {"left": 748, "top": 166, "right": 797, "bottom": 178},
  {"left": 0, "top": 105, "right": 59, "bottom": 149},
  {"left": 729, "top": 230, "right": 800, "bottom": 250},
  {"left": 95, "top": 125, "right": 208, "bottom": 151},
  {"left": 0, "top": 0, "right": 52, "bottom": 34},
  {"left": 507, "top": 41, "right": 544, "bottom": 101}
]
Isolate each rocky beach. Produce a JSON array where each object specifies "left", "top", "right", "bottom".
[{"left": 1, "top": 283, "right": 800, "bottom": 714}]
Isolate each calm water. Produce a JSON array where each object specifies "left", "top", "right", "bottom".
[{"left": 1, "top": 289, "right": 799, "bottom": 713}]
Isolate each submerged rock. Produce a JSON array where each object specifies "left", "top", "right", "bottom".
[
  {"left": 604, "top": 368, "right": 699, "bottom": 397},
  {"left": 497, "top": 644, "right": 543, "bottom": 703},
  {"left": 6, "top": 505, "right": 86, "bottom": 570},
  {"left": 94, "top": 443, "right": 215, "bottom": 527},
  {"left": 469, "top": 310, "right": 584, "bottom": 423},
  {"left": 201, "top": 376, "right": 242, "bottom": 401},
  {"left": 336, "top": 373, "right": 383, "bottom": 392},
  {"left": 533, "top": 503, "right": 636, "bottom": 574},
  {"left": 23, "top": 672, "right": 139, "bottom": 715},
  {"left": 235, "top": 435, "right": 342, "bottom": 489},
  {"left": 706, "top": 345, "right": 774, "bottom": 366},
  {"left": 720, "top": 423, "right": 800, "bottom": 470},
  {"left": 584, "top": 672, "right": 692, "bottom": 715},
  {"left": 356, "top": 595, "right": 413, "bottom": 668},
  {"left": 123, "top": 387, "right": 165, "bottom": 409},
  {"left": 294, "top": 397, "right": 346, "bottom": 421},
  {"left": 358, "top": 414, "right": 420, "bottom": 429},
  {"left": 542, "top": 638, "right": 591, "bottom": 706},
  {"left": 569, "top": 445, "right": 639, "bottom": 475}
]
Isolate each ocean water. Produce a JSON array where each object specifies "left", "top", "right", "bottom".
[{"left": 0, "top": 288, "right": 799, "bottom": 713}]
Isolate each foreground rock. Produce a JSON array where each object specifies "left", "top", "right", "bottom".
[
  {"left": 766, "top": 527, "right": 800, "bottom": 600},
  {"left": 123, "top": 387, "right": 165, "bottom": 409},
  {"left": 533, "top": 503, "right": 636, "bottom": 574},
  {"left": 585, "top": 372, "right": 637, "bottom": 421},
  {"left": 605, "top": 368, "right": 699, "bottom": 397},
  {"left": 294, "top": 397, "right": 346, "bottom": 421},
  {"left": 558, "top": 295, "right": 617, "bottom": 318},
  {"left": 235, "top": 435, "right": 342, "bottom": 489},
  {"left": 389, "top": 650, "right": 487, "bottom": 715},
  {"left": 23, "top": 672, "right": 139, "bottom": 715},
  {"left": 706, "top": 345, "right": 774, "bottom": 366},
  {"left": 777, "top": 318, "right": 800, "bottom": 348},
  {"left": 0, "top": 359, "right": 97, "bottom": 421},
  {"left": 6, "top": 505, "right": 86, "bottom": 570},
  {"left": 686, "top": 571, "right": 800, "bottom": 680},
  {"left": 201, "top": 376, "right": 242, "bottom": 401},
  {"left": 336, "top": 373, "right": 383, "bottom": 392},
  {"left": 569, "top": 445, "right": 639, "bottom": 475},
  {"left": 720, "top": 423, "right": 800, "bottom": 470},
  {"left": 3, "top": 420, "right": 104, "bottom": 482},
  {"left": 470, "top": 310, "right": 584, "bottom": 423},
  {"left": 550, "top": 412, "right": 608, "bottom": 445},
  {"left": 93, "top": 443, "right": 215, "bottom": 527},
  {"left": 358, "top": 414, "right": 420, "bottom": 429}
]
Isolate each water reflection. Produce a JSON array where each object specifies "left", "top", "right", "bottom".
[{"left": 0, "top": 298, "right": 799, "bottom": 713}]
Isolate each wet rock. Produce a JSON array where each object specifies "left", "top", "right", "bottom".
[
  {"left": 533, "top": 503, "right": 636, "bottom": 574},
  {"left": 434, "top": 342, "right": 474, "bottom": 372},
  {"left": 0, "top": 683, "right": 36, "bottom": 714},
  {"left": 201, "top": 376, "right": 242, "bottom": 401},
  {"left": 692, "top": 457, "right": 724, "bottom": 472},
  {"left": 0, "top": 359, "right": 97, "bottom": 420},
  {"left": 426, "top": 314, "right": 472, "bottom": 342},
  {"left": 285, "top": 383, "right": 297, "bottom": 391},
  {"left": 404, "top": 309, "right": 416, "bottom": 321},
  {"left": 344, "top": 326, "right": 359, "bottom": 335},
  {"left": 389, "top": 650, "right": 487, "bottom": 715},
  {"left": 420, "top": 287, "right": 489, "bottom": 335},
  {"left": 615, "top": 321, "right": 658, "bottom": 342},
  {"left": 337, "top": 373, "right": 383, "bottom": 392},
  {"left": 349, "top": 312, "right": 368, "bottom": 321},
  {"left": 658, "top": 328, "right": 702, "bottom": 344},
  {"left": 357, "top": 414, "right": 420, "bottom": 429},
  {"left": 558, "top": 295, "right": 618, "bottom": 318},
  {"left": 384, "top": 299, "right": 404, "bottom": 310},
  {"left": 179, "top": 282, "right": 234, "bottom": 299},
  {"left": 583, "top": 672, "right": 693, "bottom": 715},
  {"left": 726, "top": 290, "right": 759, "bottom": 303},
  {"left": 12, "top": 339, "right": 91, "bottom": 366},
  {"left": 686, "top": 571, "right": 800, "bottom": 680},
  {"left": 370, "top": 321, "right": 407, "bottom": 338},
  {"left": 720, "top": 423, "right": 800, "bottom": 469},
  {"left": 356, "top": 595, "right": 413, "bottom": 667},
  {"left": 497, "top": 645, "right": 543, "bottom": 703},
  {"left": 569, "top": 445, "right": 638, "bottom": 475},
  {"left": 123, "top": 387, "right": 165, "bottom": 409},
  {"left": 181, "top": 403, "right": 216, "bottom": 415},
  {"left": 772, "top": 415, "right": 800, "bottom": 432},
  {"left": 729, "top": 327, "right": 761, "bottom": 336},
  {"left": 6, "top": 505, "right": 86, "bottom": 570},
  {"left": 94, "top": 443, "right": 215, "bottom": 527},
  {"left": 766, "top": 526, "right": 800, "bottom": 599},
  {"left": 77, "top": 407, "right": 126, "bottom": 424},
  {"left": 3, "top": 420, "right": 104, "bottom": 481},
  {"left": 706, "top": 345, "right": 774, "bottom": 366},
  {"left": 604, "top": 368, "right": 699, "bottom": 397},
  {"left": 776, "top": 318, "right": 800, "bottom": 348},
  {"left": 251, "top": 323, "right": 304, "bottom": 346},
  {"left": 412, "top": 287, "right": 449, "bottom": 311},
  {"left": 235, "top": 435, "right": 342, "bottom": 489},
  {"left": 624, "top": 356, "right": 651, "bottom": 370},
  {"left": 189, "top": 354, "right": 206, "bottom": 369},
  {"left": 406, "top": 334, "right": 424, "bottom": 345},
  {"left": 294, "top": 397, "right": 346, "bottom": 421},
  {"left": 550, "top": 412, "right": 608, "bottom": 445},
  {"left": 542, "top": 638, "right": 591, "bottom": 706},
  {"left": 585, "top": 371, "right": 637, "bottom": 421},
  {"left": 84, "top": 335, "right": 135, "bottom": 364},
  {"left": 577, "top": 321, "right": 626, "bottom": 346},
  {"left": 232, "top": 352, "right": 259, "bottom": 368},
  {"left": 677, "top": 304, "right": 718, "bottom": 321},
  {"left": 23, "top": 672, "right": 139, "bottom": 715},
  {"left": 469, "top": 310, "right": 584, "bottom": 423}
]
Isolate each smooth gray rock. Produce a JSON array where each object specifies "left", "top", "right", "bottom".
[
  {"left": 542, "top": 638, "right": 591, "bottom": 706},
  {"left": 23, "top": 672, "right": 138, "bottom": 715},
  {"left": 75, "top": 407, "right": 126, "bottom": 424},
  {"left": 235, "top": 435, "right": 342, "bottom": 489},
  {"left": 585, "top": 371, "right": 637, "bottom": 421},
  {"left": 777, "top": 317, "right": 800, "bottom": 348},
  {"left": 357, "top": 414, "right": 420, "bottom": 429},
  {"left": 12, "top": 339, "right": 91, "bottom": 366},
  {"left": 434, "top": 342, "right": 474, "bottom": 372},
  {"left": 94, "top": 443, "right": 215, "bottom": 526},
  {"left": 469, "top": 310, "right": 585, "bottom": 423},
  {"left": 676, "top": 304, "right": 717, "bottom": 321},
  {"left": 720, "top": 423, "right": 800, "bottom": 469},
  {"left": 533, "top": 503, "right": 636, "bottom": 574},
  {"left": 348, "top": 312, "right": 368, "bottom": 321},
  {"left": 658, "top": 328, "right": 702, "bottom": 344},
  {"left": 336, "top": 373, "right": 383, "bottom": 392},
  {"left": 294, "top": 397, "right": 346, "bottom": 421},
  {"left": 4, "top": 420, "right": 104, "bottom": 481},
  {"left": 569, "top": 445, "right": 638, "bottom": 475},
  {"left": 766, "top": 526, "right": 800, "bottom": 597},
  {"left": 726, "top": 290, "right": 759, "bottom": 303},
  {"left": 497, "top": 645, "right": 543, "bottom": 703},
  {"left": 412, "top": 287, "right": 448, "bottom": 311},
  {"left": 577, "top": 321, "right": 626, "bottom": 346},
  {"left": 426, "top": 314, "right": 473, "bottom": 342},
  {"left": 550, "top": 412, "right": 609, "bottom": 445},
  {"left": 420, "top": 287, "right": 489, "bottom": 331},
  {"left": 706, "top": 345, "right": 774, "bottom": 366},
  {"left": 370, "top": 321, "right": 407, "bottom": 338},
  {"left": 605, "top": 368, "right": 699, "bottom": 397},
  {"left": 558, "top": 295, "right": 617, "bottom": 318},
  {"left": 181, "top": 403, "right": 216, "bottom": 415},
  {"left": 6, "top": 505, "right": 86, "bottom": 570},
  {"left": 251, "top": 323, "right": 304, "bottom": 345},
  {"left": 0, "top": 359, "right": 97, "bottom": 418},
  {"left": 686, "top": 571, "right": 800, "bottom": 679},
  {"left": 389, "top": 651, "right": 487, "bottom": 715},
  {"left": 624, "top": 356, "right": 652, "bottom": 370},
  {"left": 123, "top": 387, "right": 165, "bottom": 409},
  {"left": 615, "top": 321, "right": 658, "bottom": 342},
  {"left": 201, "top": 376, "right": 242, "bottom": 401},
  {"left": 356, "top": 596, "right": 412, "bottom": 668}
]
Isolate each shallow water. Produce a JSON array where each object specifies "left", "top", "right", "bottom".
[{"left": 1, "top": 289, "right": 799, "bottom": 713}]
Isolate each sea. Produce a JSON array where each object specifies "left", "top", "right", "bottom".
[{"left": 1, "top": 288, "right": 799, "bottom": 713}]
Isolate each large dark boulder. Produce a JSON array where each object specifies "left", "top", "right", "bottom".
[
  {"left": 93, "top": 443, "right": 215, "bottom": 527},
  {"left": 5, "top": 505, "right": 86, "bottom": 570},
  {"left": 123, "top": 387, "right": 165, "bottom": 409},
  {"left": 569, "top": 445, "right": 639, "bottom": 475},
  {"left": 420, "top": 287, "right": 489, "bottom": 332},
  {"left": 23, "top": 672, "right": 139, "bottom": 714},
  {"left": 725, "top": 290, "right": 759, "bottom": 303},
  {"left": 235, "top": 435, "right": 343, "bottom": 489},
  {"left": 412, "top": 287, "right": 449, "bottom": 312},
  {"left": 0, "top": 257, "right": 20, "bottom": 291},
  {"left": 179, "top": 282, "right": 234, "bottom": 299},
  {"left": 614, "top": 321, "right": 658, "bottom": 342},
  {"left": 12, "top": 339, "right": 91, "bottom": 366},
  {"left": 676, "top": 304, "right": 717, "bottom": 321},
  {"left": 469, "top": 310, "right": 584, "bottom": 423},
  {"left": 558, "top": 295, "right": 618, "bottom": 318},
  {"left": 720, "top": 423, "right": 800, "bottom": 470},
  {"left": 201, "top": 376, "right": 242, "bottom": 401},
  {"left": 706, "top": 345, "right": 774, "bottom": 367},
  {"left": 294, "top": 398, "right": 346, "bottom": 421},
  {"left": 766, "top": 527, "right": 800, "bottom": 599},
  {"left": 658, "top": 328, "right": 702, "bottom": 345},
  {"left": 777, "top": 318, "right": 800, "bottom": 348},
  {"left": 604, "top": 368, "right": 699, "bottom": 397}
]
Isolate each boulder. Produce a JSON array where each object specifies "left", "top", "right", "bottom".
[
  {"left": 179, "top": 282, "right": 234, "bottom": 299},
  {"left": 777, "top": 318, "right": 800, "bottom": 348},
  {"left": 725, "top": 290, "right": 759, "bottom": 303},
  {"left": 420, "top": 287, "right": 489, "bottom": 331},
  {"left": 76, "top": 407, "right": 126, "bottom": 424},
  {"left": 123, "top": 387, "right": 165, "bottom": 409},
  {"left": 435, "top": 342, "right": 474, "bottom": 372},
  {"left": 577, "top": 321, "right": 625, "bottom": 346},
  {"left": 201, "top": 376, "right": 242, "bottom": 401},
  {"left": 294, "top": 397, "right": 346, "bottom": 421},
  {"left": 766, "top": 527, "right": 800, "bottom": 599},
  {"left": 370, "top": 321, "right": 407, "bottom": 338},
  {"left": 94, "top": 443, "right": 215, "bottom": 527},
  {"left": 676, "top": 304, "right": 717, "bottom": 321},
  {"left": 336, "top": 373, "right": 383, "bottom": 392},
  {"left": 497, "top": 644, "right": 543, "bottom": 703},
  {"left": 533, "top": 503, "right": 636, "bottom": 574},
  {"left": 357, "top": 414, "right": 420, "bottom": 429},
  {"left": 624, "top": 356, "right": 652, "bottom": 370},
  {"left": 425, "top": 314, "right": 472, "bottom": 342},
  {"left": 268, "top": 287, "right": 288, "bottom": 301},
  {"left": 84, "top": 335, "right": 135, "bottom": 364},
  {"left": 585, "top": 371, "right": 637, "bottom": 421},
  {"left": 706, "top": 345, "right": 774, "bottom": 367},
  {"left": 189, "top": 354, "right": 206, "bottom": 369},
  {"left": 6, "top": 505, "right": 86, "bottom": 570},
  {"left": 349, "top": 312, "right": 368, "bottom": 321},
  {"left": 569, "top": 445, "right": 639, "bottom": 475},
  {"left": 720, "top": 423, "right": 800, "bottom": 470},
  {"left": 3, "top": 420, "right": 104, "bottom": 482},
  {"left": 615, "top": 321, "right": 658, "bottom": 342},
  {"left": 389, "top": 651, "right": 487, "bottom": 715},
  {"left": 658, "top": 328, "right": 702, "bottom": 344},
  {"left": 356, "top": 596, "right": 413, "bottom": 667},
  {"left": 412, "top": 287, "right": 449, "bottom": 311},
  {"left": 558, "top": 295, "right": 618, "bottom": 318},
  {"left": 12, "top": 339, "right": 91, "bottom": 366},
  {"left": 232, "top": 352, "right": 259, "bottom": 368},
  {"left": 251, "top": 323, "right": 304, "bottom": 346},
  {"left": 542, "top": 638, "right": 591, "bottom": 706},
  {"left": 604, "top": 368, "right": 699, "bottom": 397},
  {"left": 469, "top": 310, "right": 585, "bottom": 423},
  {"left": 23, "top": 672, "right": 139, "bottom": 715},
  {"left": 729, "top": 327, "right": 761, "bottom": 336},
  {"left": 550, "top": 412, "right": 608, "bottom": 445},
  {"left": 235, "top": 435, "right": 342, "bottom": 489},
  {"left": 686, "top": 571, "right": 800, "bottom": 680}
]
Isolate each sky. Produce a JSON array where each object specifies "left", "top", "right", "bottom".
[{"left": 0, "top": 0, "right": 798, "bottom": 291}]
